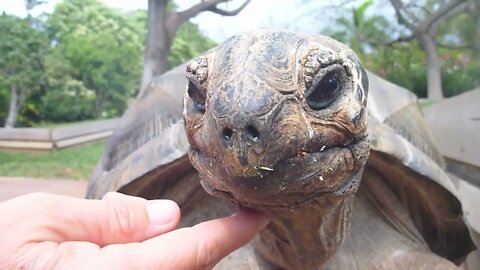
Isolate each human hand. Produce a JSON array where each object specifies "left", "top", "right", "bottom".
[{"left": 0, "top": 192, "right": 269, "bottom": 269}]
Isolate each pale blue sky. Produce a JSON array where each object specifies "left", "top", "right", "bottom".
[{"left": 0, "top": 0, "right": 364, "bottom": 42}]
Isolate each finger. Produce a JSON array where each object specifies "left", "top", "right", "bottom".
[
  {"left": 1, "top": 192, "right": 180, "bottom": 246},
  {"left": 96, "top": 210, "right": 269, "bottom": 269}
]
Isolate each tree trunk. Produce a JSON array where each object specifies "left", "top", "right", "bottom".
[
  {"left": 95, "top": 90, "right": 107, "bottom": 118},
  {"left": 139, "top": 0, "right": 172, "bottom": 95},
  {"left": 417, "top": 34, "right": 444, "bottom": 100},
  {"left": 138, "top": 0, "right": 250, "bottom": 96},
  {"left": 4, "top": 83, "right": 19, "bottom": 128},
  {"left": 476, "top": 13, "right": 480, "bottom": 50}
]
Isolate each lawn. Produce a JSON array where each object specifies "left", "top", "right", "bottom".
[
  {"left": 0, "top": 142, "right": 105, "bottom": 180},
  {"left": 418, "top": 99, "right": 437, "bottom": 108}
]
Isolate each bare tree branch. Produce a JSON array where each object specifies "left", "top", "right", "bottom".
[
  {"left": 140, "top": 0, "right": 251, "bottom": 94},
  {"left": 389, "top": 0, "right": 416, "bottom": 30},
  {"left": 172, "top": 0, "right": 250, "bottom": 28},
  {"left": 388, "top": 0, "right": 470, "bottom": 100},
  {"left": 422, "top": 0, "right": 467, "bottom": 33},
  {"left": 385, "top": 34, "right": 415, "bottom": 46},
  {"left": 173, "top": 0, "right": 224, "bottom": 27},
  {"left": 405, "top": 2, "right": 431, "bottom": 16},
  {"left": 390, "top": 0, "right": 468, "bottom": 35},
  {"left": 208, "top": 0, "right": 251, "bottom": 16}
]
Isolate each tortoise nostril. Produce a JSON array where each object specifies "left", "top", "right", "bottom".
[
  {"left": 222, "top": 127, "right": 233, "bottom": 140},
  {"left": 246, "top": 125, "right": 260, "bottom": 141}
]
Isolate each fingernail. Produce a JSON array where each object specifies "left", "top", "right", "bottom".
[{"left": 147, "top": 200, "right": 179, "bottom": 226}]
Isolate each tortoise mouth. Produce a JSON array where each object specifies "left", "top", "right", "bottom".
[
  {"left": 200, "top": 178, "right": 329, "bottom": 209},
  {"left": 189, "top": 136, "right": 369, "bottom": 208}
]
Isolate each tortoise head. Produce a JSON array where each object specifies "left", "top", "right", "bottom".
[{"left": 183, "top": 30, "right": 370, "bottom": 208}]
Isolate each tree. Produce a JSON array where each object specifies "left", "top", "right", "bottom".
[
  {"left": 388, "top": 0, "right": 477, "bottom": 100},
  {"left": 324, "top": 0, "right": 391, "bottom": 58},
  {"left": 2, "top": 0, "right": 220, "bottom": 126},
  {"left": 38, "top": 48, "right": 96, "bottom": 122},
  {"left": 47, "top": 0, "right": 145, "bottom": 118},
  {"left": 0, "top": 14, "right": 48, "bottom": 128},
  {"left": 168, "top": 21, "right": 217, "bottom": 68},
  {"left": 0, "top": 83, "right": 8, "bottom": 127},
  {"left": 139, "top": 0, "right": 251, "bottom": 95},
  {"left": 321, "top": 0, "right": 479, "bottom": 99},
  {"left": 45, "top": 0, "right": 217, "bottom": 120}
]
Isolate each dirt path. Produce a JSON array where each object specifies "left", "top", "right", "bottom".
[{"left": 0, "top": 177, "right": 87, "bottom": 202}]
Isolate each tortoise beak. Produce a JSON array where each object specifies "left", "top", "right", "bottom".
[
  {"left": 222, "top": 149, "right": 270, "bottom": 177},
  {"left": 211, "top": 81, "right": 278, "bottom": 176},
  {"left": 219, "top": 123, "right": 272, "bottom": 177}
]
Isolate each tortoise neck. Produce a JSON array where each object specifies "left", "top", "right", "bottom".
[{"left": 254, "top": 195, "right": 354, "bottom": 270}]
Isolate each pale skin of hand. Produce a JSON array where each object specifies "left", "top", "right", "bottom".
[{"left": 0, "top": 192, "right": 269, "bottom": 270}]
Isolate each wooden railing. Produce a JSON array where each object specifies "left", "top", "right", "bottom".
[{"left": 0, "top": 119, "right": 119, "bottom": 152}]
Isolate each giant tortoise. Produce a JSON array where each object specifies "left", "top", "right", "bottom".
[{"left": 87, "top": 30, "right": 476, "bottom": 269}]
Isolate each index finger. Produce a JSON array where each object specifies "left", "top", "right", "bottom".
[{"left": 96, "top": 210, "right": 269, "bottom": 269}]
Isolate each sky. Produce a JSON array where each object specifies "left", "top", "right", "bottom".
[{"left": 0, "top": 0, "right": 353, "bottom": 42}]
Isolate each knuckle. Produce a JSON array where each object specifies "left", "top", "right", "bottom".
[
  {"left": 102, "top": 191, "right": 121, "bottom": 200},
  {"left": 194, "top": 239, "right": 217, "bottom": 270},
  {"left": 18, "top": 192, "right": 57, "bottom": 210},
  {"left": 106, "top": 199, "right": 137, "bottom": 237}
]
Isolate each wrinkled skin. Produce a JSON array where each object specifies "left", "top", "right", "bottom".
[{"left": 183, "top": 31, "right": 370, "bottom": 269}]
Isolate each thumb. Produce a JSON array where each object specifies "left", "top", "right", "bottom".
[{"left": 3, "top": 192, "right": 180, "bottom": 246}]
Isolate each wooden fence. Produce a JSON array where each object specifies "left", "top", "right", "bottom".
[{"left": 0, "top": 119, "right": 119, "bottom": 152}]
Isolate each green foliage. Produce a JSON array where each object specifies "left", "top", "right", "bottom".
[
  {"left": 1, "top": 0, "right": 217, "bottom": 126},
  {"left": 43, "top": 0, "right": 215, "bottom": 120},
  {"left": 441, "top": 50, "right": 480, "bottom": 97},
  {"left": 0, "top": 15, "right": 48, "bottom": 86},
  {"left": 17, "top": 91, "right": 44, "bottom": 127},
  {"left": 324, "top": 0, "right": 391, "bottom": 58},
  {"left": 365, "top": 42, "right": 428, "bottom": 97},
  {"left": 47, "top": 0, "right": 144, "bottom": 118},
  {"left": 168, "top": 22, "right": 217, "bottom": 68},
  {"left": 0, "top": 14, "right": 49, "bottom": 126},
  {"left": 41, "top": 80, "right": 96, "bottom": 122},
  {"left": 437, "top": 12, "right": 480, "bottom": 97},
  {"left": 322, "top": 0, "right": 479, "bottom": 98},
  {"left": 353, "top": 0, "right": 373, "bottom": 27}
]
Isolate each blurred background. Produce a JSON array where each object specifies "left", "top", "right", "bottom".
[{"left": 0, "top": 0, "right": 478, "bottom": 203}]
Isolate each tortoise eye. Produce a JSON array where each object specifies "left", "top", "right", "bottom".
[
  {"left": 306, "top": 70, "right": 342, "bottom": 110},
  {"left": 187, "top": 80, "right": 206, "bottom": 113}
]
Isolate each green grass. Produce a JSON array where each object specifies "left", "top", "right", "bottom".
[
  {"left": 418, "top": 99, "right": 437, "bottom": 108},
  {"left": 0, "top": 142, "right": 105, "bottom": 180}
]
